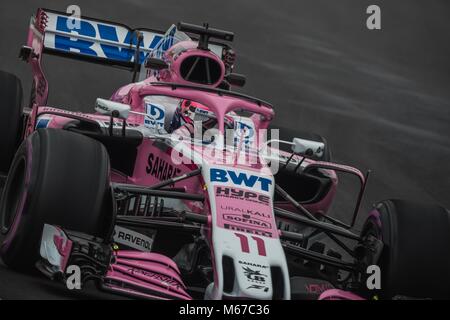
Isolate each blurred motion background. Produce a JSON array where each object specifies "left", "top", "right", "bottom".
[{"left": 0, "top": 0, "right": 449, "bottom": 219}]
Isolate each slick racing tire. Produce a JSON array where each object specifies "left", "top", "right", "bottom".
[
  {"left": 361, "top": 199, "right": 450, "bottom": 299},
  {"left": 0, "top": 71, "right": 23, "bottom": 174},
  {"left": 0, "top": 129, "right": 114, "bottom": 270}
]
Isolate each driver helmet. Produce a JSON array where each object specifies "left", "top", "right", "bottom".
[
  {"left": 170, "top": 100, "right": 234, "bottom": 134},
  {"left": 179, "top": 99, "right": 216, "bottom": 125}
]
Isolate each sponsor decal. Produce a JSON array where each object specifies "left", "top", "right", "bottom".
[
  {"left": 225, "top": 224, "right": 273, "bottom": 237},
  {"left": 128, "top": 268, "right": 182, "bottom": 289},
  {"left": 46, "top": 12, "right": 162, "bottom": 63},
  {"left": 220, "top": 205, "right": 271, "bottom": 218},
  {"left": 238, "top": 261, "right": 269, "bottom": 269},
  {"left": 214, "top": 186, "right": 276, "bottom": 238},
  {"left": 247, "top": 284, "right": 269, "bottom": 292},
  {"left": 145, "top": 103, "right": 166, "bottom": 130},
  {"left": 210, "top": 168, "right": 272, "bottom": 192},
  {"left": 215, "top": 187, "right": 270, "bottom": 205},
  {"left": 196, "top": 108, "right": 208, "bottom": 116},
  {"left": 146, "top": 153, "right": 181, "bottom": 180},
  {"left": 223, "top": 213, "right": 272, "bottom": 229},
  {"left": 35, "top": 117, "right": 52, "bottom": 129},
  {"left": 113, "top": 226, "right": 154, "bottom": 252},
  {"left": 242, "top": 266, "right": 267, "bottom": 284}
]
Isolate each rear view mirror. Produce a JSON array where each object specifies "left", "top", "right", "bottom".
[
  {"left": 95, "top": 98, "right": 131, "bottom": 120},
  {"left": 292, "top": 137, "right": 324, "bottom": 159},
  {"left": 145, "top": 57, "right": 169, "bottom": 70}
]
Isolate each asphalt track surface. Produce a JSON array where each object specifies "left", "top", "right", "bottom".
[{"left": 0, "top": 0, "right": 449, "bottom": 299}]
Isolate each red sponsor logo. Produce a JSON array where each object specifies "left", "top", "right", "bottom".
[{"left": 223, "top": 213, "right": 272, "bottom": 229}]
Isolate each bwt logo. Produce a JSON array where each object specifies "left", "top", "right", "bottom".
[
  {"left": 210, "top": 168, "right": 272, "bottom": 192},
  {"left": 52, "top": 15, "right": 162, "bottom": 63},
  {"left": 145, "top": 103, "right": 165, "bottom": 129}
]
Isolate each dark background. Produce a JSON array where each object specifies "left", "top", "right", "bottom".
[{"left": 0, "top": 0, "right": 449, "bottom": 299}]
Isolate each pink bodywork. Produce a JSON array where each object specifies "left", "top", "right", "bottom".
[
  {"left": 319, "top": 289, "right": 365, "bottom": 300},
  {"left": 104, "top": 251, "right": 192, "bottom": 300},
  {"left": 24, "top": 10, "right": 368, "bottom": 300},
  {"left": 24, "top": 9, "right": 346, "bottom": 217},
  {"left": 46, "top": 227, "right": 191, "bottom": 299}
]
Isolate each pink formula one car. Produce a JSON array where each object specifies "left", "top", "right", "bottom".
[{"left": 0, "top": 8, "right": 449, "bottom": 300}]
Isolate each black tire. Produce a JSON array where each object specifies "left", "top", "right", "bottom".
[
  {"left": 0, "top": 71, "right": 23, "bottom": 174},
  {"left": 361, "top": 199, "right": 450, "bottom": 299},
  {"left": 0, "top": 129, "right": 114, "bottom": 270}
]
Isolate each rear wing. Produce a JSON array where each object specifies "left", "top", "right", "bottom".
[
  {"left": 23, "top": 8, "right": 226, "bottom": 69},
  {"left": 26, "top": 8, "right": 164, "bottom": 70},
  {"left": 21, "top": 8, "right": 229, "bottom": 108}
]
